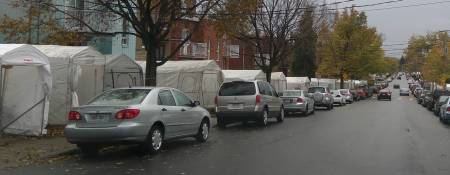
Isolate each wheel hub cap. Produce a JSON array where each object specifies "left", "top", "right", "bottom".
[
  {"left": 152, "top": 130, "right": 162, "bottom": 150},
  {"left": 202, "top": 123, "right": 209, "bottom": 139}
]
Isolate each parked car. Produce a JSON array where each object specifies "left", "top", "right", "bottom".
[
  {"left": 331, "top": 90, "right": 347, "bottom": 106},
  {"left": 393, "top": 84, "right": 400, "bottom": 89},
  {"left": 279, "top": 90, "right": 315, "bottom": 116},
  {"left": 429, "top": 90, "right": 450, "bottom": 112},
  {"left": 65, "top": 87, "right": 211, "bottom": 155},
  {"left": 399, "top": 88, "right": 410, "bottom": 96},
  {"left": 356, "top": 88, "right": 368, "bottom": 100},
  {"left": 350, "top": 89, "right": 360, "bottom": 101},
  {"left": 377, "top": 88, "right": 392, "bottom": 101},
  {"left": 216, "top": 80, "right": 284, "bottom": 128},
  {"left": 413, "top": 87, "right": 423, "bottom": 98},
  {"left": 423, "top": 92, "right": 434, "bottom": 110},
  {"left": 417, "top": 90, "right": 429, "bottom": 105},
  {"left": 340, "top": 89, "right": 354, "bottom": 104},
  {"left": 439, "top": 98, "right": 450, "bottom": 124},
  {"left": 307, "top": 86, "right": 334, "bottom": 110},
  {"left": 434, "top": 96, "right": 450, "bottom": 116},
  {"left": 397, "top": 76, "right": 401, "bottom": 80}
]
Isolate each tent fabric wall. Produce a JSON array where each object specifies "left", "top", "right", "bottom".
[
  {"left": 311, "top": 78, "right": 337, "bottom": 90},
  {"left": 104, "top": 54, "right": 143, "bottom": 90},
  {"left": 222, "top": 70, "right": 266, "bottom": 82},
  {"left": 0, "top": 44, "right": 52, "bottom": 136},
  {"left": 137, "top": 60, "right": 222, "bottom": 109},
  {"left": 270, "top": 72, "right": 287, "bottom": 92},
  {"left": 286, "top": 77, "right": 310, "bottom": 91},
  {"left": 34, "top": 45, "right": 105, "bottom": 125}
]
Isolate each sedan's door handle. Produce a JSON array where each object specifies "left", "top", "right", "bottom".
[
  {"left": 181, "top": 108, "right": 186, "bottom": 112},
  {"left": 161, "top": 108, "right": 167, "bottom": 112}
]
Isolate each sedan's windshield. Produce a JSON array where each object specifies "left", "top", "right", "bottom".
[{"left": 88, "top": 89, "right": 151, "bottom": 106}]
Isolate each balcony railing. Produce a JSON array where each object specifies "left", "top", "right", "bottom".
[{"left": 179, "top": 42, "right": 208, "bottom": 58}]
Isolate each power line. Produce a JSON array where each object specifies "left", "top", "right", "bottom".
[{"left": 361, "top": 0, "right": 450, "bottom": 12}]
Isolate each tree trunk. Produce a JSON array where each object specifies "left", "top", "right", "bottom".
[
  {"left": 145, "top": 48, "right": 158, "bottom": 86},
  {"left": 265, "top": 67, "right": 272, "bottom": 83},
  {"left": 340, "top": 72, "right": 344, "bottom": 89}
]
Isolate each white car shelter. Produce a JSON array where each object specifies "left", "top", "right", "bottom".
[
  {"left": 34, "top": 45, "right": 106, "bottom": 125},
  {"left": 222, "top": 70, "right": 266, "bottom": 82},
  {"left": 104, "top": 54, "right": 144, "bottom": 90},
  {"left": 311, "top": 78, "right": 337, "bottom": 90},
  {"left": 138, "top": 60, "right": 222, "bottom": 109},
  {"left": 286, "top": 77, "right": 310, "bottom": 91},
  {"left": 0, "top": 44, "right": 52, "bottom": 136},
  {"left": 271, "top": 72, "right": 287, "bottom": 92}
]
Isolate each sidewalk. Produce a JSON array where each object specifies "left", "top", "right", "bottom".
[{"left": 0, "top": 128, "right": 77, "bottom": 169}]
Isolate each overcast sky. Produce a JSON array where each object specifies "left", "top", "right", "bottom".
[{"left": 329, "top": 0, "right": 450, "bottom": 58}]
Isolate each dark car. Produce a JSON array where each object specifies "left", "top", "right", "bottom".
[
  {"left": 377, "top": 88, "right": 392, "bottom": 101},
  {"left": 393, "top": 84, "right": 400, "bottom": 89},
  {"left": 430, "top": 89, "right": 450, "bottom": 112},
  {"left": 397, "top": 76, "right": 401, "bottom": 80},
  {"left": 423, "top": 92, "right": 434, "bottom": 110},
  {"left": 434, "top": 96, "right": 450, "bottom": 116},
  {"left": 417, "top": 90, "right": 429, "bottom": 105}
]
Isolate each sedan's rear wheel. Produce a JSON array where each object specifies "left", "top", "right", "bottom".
[
  {"left": 143, "top": 125, "right": 164, "bottom": 154},
  {"left": 195, "top": 119, "right": 209, "bottom": 142}
]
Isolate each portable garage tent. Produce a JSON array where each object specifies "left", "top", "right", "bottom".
[
  {"left": 34, "top": 45, "right": 105, "bottom": 125},
  {"left": 311, "top": 78, "right": 337, "bottom": 90},
  {"left": 271, "top": 72, "right": 287, "bottom": 92},
  {"left": 138, "top": 60, "right": 222, "bottom": 109},
  {"left": 104, "top": 54, "right": 143, "bottom": 90},
  {"left": 222, "top": 70, "right": 266, "bottom": 82},
  {"left": 286, "top": 77, "right": 310, "bottom": 91},
  {"left": 0, "top": 44, "right": 52, "bottom": 136}
]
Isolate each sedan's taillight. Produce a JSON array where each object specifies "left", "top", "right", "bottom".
[
  {"left": 447, "top": 107, "right": 450, "bottom": 112},
  {"left": 68, "top": 111, "right": 81, "bottom": 120},
  {"left": 297, "top": 97, "right": 304, "bottom": 103},
  {"left": 116, "top": 109, "right": 140, "bottom": 119}
]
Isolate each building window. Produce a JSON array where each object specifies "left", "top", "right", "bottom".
[
  {"left": 228, "top": 45, "right": 240, "bottom": 58},
  {"left": 121, "top": 18, "right": 129, "bottom": 47}
]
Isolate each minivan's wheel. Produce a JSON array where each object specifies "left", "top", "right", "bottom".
[
  {"left": 143, "top": 125, "right": 164, "bottom": 154},
  {"left": 326, "top": 104, "right": 331, "bottom": 110},
  {"left": 195, "top": 119, "right": 209, "bottom": 142},
  {"left": 259, "top": 109, "right": 269, "bottom": 126},
  {"left": 217, "top": 116, "right": 226, "bottom": 128},
  {"left": 77, "top": 144, "right": 100, "bottom": 157},
  {"left": 277, "top": 108, "right": 285, "bottom": 122}
]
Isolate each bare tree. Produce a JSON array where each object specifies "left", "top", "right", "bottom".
[
  {"left": 43, "top": 0, "right": 221, "bottom": 86},
  {"left": 215, "top": 0, "right": 310, "bottom": 82}
]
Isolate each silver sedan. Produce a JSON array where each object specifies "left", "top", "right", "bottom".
[
  {"left": 280, "top": 90, "right": 315, "bottom": 116},
  {"left": 439, "top": 98, "right": 450, "bottom": 124},
  {"left": 65, "top": 87, "right": 211, "bottom": 155}
]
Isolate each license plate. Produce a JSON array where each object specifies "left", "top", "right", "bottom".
[
  {"left": 228, "top": 103, "right": 244, "bottom": 109},
  {"left": 283, "top": 99, "right": 292, "bottom": 103},
  {"left": 87, "top": 113, "right": 110, "bottom": 122}
]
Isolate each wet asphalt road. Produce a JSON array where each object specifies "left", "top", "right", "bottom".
[{"left": 2, "top": 78, "right": 450, "bottom": 175}]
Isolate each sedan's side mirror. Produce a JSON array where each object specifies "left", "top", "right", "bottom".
[{"left": 193, "top": 101, "right": 201, "bottom": 107}]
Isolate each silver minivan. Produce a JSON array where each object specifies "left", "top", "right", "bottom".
[{"left": 215, "top": 80, "right": 284, "bottom": 127}]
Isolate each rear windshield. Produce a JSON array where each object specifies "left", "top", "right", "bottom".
[
  {"left": 88, "top": 89, "right": 151, "bottom": 106},
  {"left": 340, "top": 90, "right": 349, "bottom": 94},
  {"left": 280, "top": 91, "right": 302, "bottom": 96},
  {"left": 308, "top": 87, "right": 325, "bottom": 93},
  {"left": 219, "top": 82, "right": 256, "bottom": 96},
  {"left": 439, "top": 96, "right": 449, "bottom": 102}
]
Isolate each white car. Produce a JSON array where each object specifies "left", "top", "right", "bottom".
[{"left": 331, "top": 90, "right": 347, "bottom": 106}]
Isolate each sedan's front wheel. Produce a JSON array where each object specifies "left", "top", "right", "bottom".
[
  {"left": 195, "top": 119, "right": 210, "bottom": 142},
  {"left": 277, "top": 108, "right": 285, "bottom": 122}
]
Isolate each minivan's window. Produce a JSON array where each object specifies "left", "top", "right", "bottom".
[
  {"left": 308, "top": 87, "right": 325, "bottom": 93},
  {"left": 88, "top": 89, "right": 151, "bottom": 105},
  {"left": 158, "top": 90, "right": 177, "bottom": 106},
  {"left": 439, "top": 96, "right": 449, "bottom": 103},
  {"left": 340, "top": 90, "right": 348, "bottom": 94},
  {"left": 219, "top": 82, "right": 256, "bottom": 96},
  {"left": 281, "top": 91, "right": 302, "bottom": 96},
  {"left": 257, "top": 82, "right": 273, "bottom": 96}
]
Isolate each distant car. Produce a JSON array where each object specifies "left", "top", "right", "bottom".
[
  {"left": 350, "top": 89, "right": 360, "bottom": 101},
  {"left": 65, "top": 87, "right": 211, "bottom": 155},
  {"left": 399, "top": 88, "right": 410, "bottom": 96},
  {"left": 393, "top": 84, "right": 400, "bottom": 89},
  {"left": 331, "top": 90, "right": 347, "bottom": 106},
  {"left": 423, "top": 92, "right": 434, "bottom": 110},
  {"left": 339, "top": 89, "right": 353, "bottom": 104},
  {"left": 413, "top": 88, "right": 423, "bottom": 98},
  {"left": 397, "top": 76, "right": 401, "bottom": 80},
  {"left": 434, "top": 96, "right": 450, "bottom": 116},
  {"left": 279, "top": 90, "right": 315, "bottom": 116},
  {"left": 377, "top": 88, "right": 392, "bottom": 101},
  {"left": 356, "top": 88, "right": 368, "bottom": 100},
  {"left": 417, "top": 90, "right": 429, "bottom": 105},
  {"left": 307, "top": 87, "right": 334, "bottom": 110},
  {"left": 439, "top": 98, "right": 450, "bottom": 124},
  {"left": 216, "top": 80, "right": 285, "bottom": 128}
]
